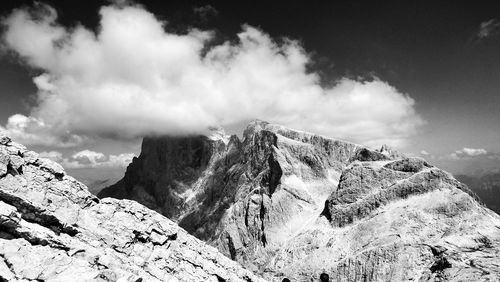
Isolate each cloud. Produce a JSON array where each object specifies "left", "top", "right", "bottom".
[
  {"left": 106, "top": 153, "right": 136, "bottom": 168},
  {"left": 487, "top": 154, "right": 500, "bottom": 160},
  {"left": 38, "top": 150, "right": 64, "bottom": 162},
  {"left": 418, "top": 150, "right": 436, "bottom": 160},
  {"left": 1, "top": 3, "right": 423, "bottom": 148},
  {"left": 0, "top": 114, "right": 86, "bottom": 147},
  {"left": 477, "top": 19, "right": 500, "bottom": 39},
  {"left": 193, "top": 5, "right": 218, "bottom": 20},
  {"left": 450, "top": 147, "right": 488, "bottom": 159},
  {"left": 72, "top": 150, "right": 106, "bottom": 165},
  {"left": 39, "top": 149, "right": 134, "bottom": 169}
]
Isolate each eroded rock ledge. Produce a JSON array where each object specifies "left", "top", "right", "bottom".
[
  {"left": 323, "top": 157, "right": 479, "bottom": 227},
  {"left": 0, "top": 135, "right": 265, "bottom": 282}
]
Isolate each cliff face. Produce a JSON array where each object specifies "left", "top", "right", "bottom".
[
  {"left": 99, "top": 135, "right": 218, "bottom": 218},
  {"left": 100, "top": 120, "right": 500, "bottom": 281},
  {"left": 99, "top": 131, "right": 242, "bottom": 241},
  {"left": 272, "top": 158, "right": 500, "bottom": 281},
  {"left": 99, "top": 121, "right": 368, "bottom": 264},
  {"left": 0, "top": 135, "right": 265, "bottom": 281}
]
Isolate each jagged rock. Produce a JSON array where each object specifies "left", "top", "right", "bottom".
[
  {"left": 0, "top": 138, "right": 265, "bottom": 281},
  {"left": 35, "top": 158, "right": 65, "bottom": 177},
  {"left": 0, "top": 136, "right": 10, "bottom": 146},
  {"left": 100, "top": 120, "right": 366, "bottom": 271},
  {"left": 99, "top": 133, "right": 237, "bottom": 241},
  {"left": 384, "top": 157, "right": 430, "bottom": 173},
  {"left": 100, "top": 120, "right": 500, "bottom": 281},
  {"left": 0, "top": 149, "right": 7, "bottom": 177},
  {"left": 350, "top": 147, "right": 390, "bottom": 162},
  {"left": 379, "top": 144, "right": 406, "bottom": 159},
  {"left": 269, "top": 157, "right": 500, "bottom": 281},
  {"left": 323, "top": 159, "right": 479, "bottom": 227}
]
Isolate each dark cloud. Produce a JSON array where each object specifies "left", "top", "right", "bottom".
[{"left": 193, "top": 5, "right": 218, "bottom": 21}]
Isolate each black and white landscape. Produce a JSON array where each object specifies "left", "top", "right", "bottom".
[{"left": 0, "top": 1, "right": 499, "bottom": 281}]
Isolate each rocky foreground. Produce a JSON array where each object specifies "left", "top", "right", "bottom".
[
  {"left": 0, "top": 135, "right": 265, "bottom": 281},
  {"left": 101, "top": 120, "right": 500, "bottom": 281}
]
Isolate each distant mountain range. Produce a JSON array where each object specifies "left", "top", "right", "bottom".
[
  {"left": 81, "top": 177, "right": 122, "bottom": 195},
  {"left": 455, "top": 173, "right": 500, "bottom": 214},
  {"left": 67, "top": 167, "right": 124, "bottom": 195}
]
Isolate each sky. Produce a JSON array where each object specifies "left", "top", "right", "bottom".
[{"left": 0, "top": 0, "right": 499, "bottom": 180}]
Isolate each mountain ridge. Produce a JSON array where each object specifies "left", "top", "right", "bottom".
[{"left": 100, "top": 120, "right": 500, "bottom": 281}]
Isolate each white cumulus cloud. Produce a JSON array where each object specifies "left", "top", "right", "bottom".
[
  {"left": 39, "top": 149, "right": 134, "bottom": 169},
  {"left": 38, "top": 151, "right": 64, "bottom": 162},
  {"left": 0, "top": 114, "right": 86, "bottom": 147},
  {"left": 1, "top": 3, "right": 424, "bottom": 148},
  {"left": 420, "top": 150, "right": 429, "bottom": 156},
  {"left": 72, "top": 150, "right": 107, "bottom": 165},
  {"left": 450, "top": 147, "right": 488, "bottom": 159}
]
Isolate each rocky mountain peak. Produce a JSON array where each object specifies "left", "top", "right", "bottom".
[
  {"left": 242, "top": 119, "right": 269, "bottom": 139},
  {"left": 208, "top": 125, "right": 230, "bottom": 144},
  {"left": 379, "top": 143, "right": 406, "bottom": 159},
  {"left": 4, "top": 120, "right": 497, "bottom": 281},
  {"left": 99, "top": 120, "right": 500, "bottom": 281}
]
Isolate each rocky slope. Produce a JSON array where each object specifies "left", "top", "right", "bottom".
[
  {"left": 272, "top": 158, "right": 500, "bottom": 281},
  {"left": 0, "top": 135, "right": 265, "bottom": 281},
  {"left": 99, "top": 120, "right": 500, "bottom": 281}
]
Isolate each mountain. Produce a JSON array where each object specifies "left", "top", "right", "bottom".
[
  {"left": 81, "top": 176, "right": 122, "bottom": 195},
  {"left": 455, "top": 173, "right": 500, "bottom": 214},
  {"left": 100, "top": 120, "right": 500, "bottom": 281},
  {"left": 66, "top": 167, "right": 127, "bottom": 195},
  {"left": 0, "top": 135, "right": 264, "bottom": 281},
  {"left": 85, "top": 177, "right": 118, "bottom": 194}
]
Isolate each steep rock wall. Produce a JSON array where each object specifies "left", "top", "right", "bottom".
[{"left": 99, "top": 121, "right": 500, "bottom": 281}]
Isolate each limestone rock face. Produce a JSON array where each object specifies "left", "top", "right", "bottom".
[
  {"left": 100, "top": 120, "right": 500, "bottom": 281},
  {"left": 98, "top": 122, "right": 397, "bottom": 270},
  {"left": 101, "top": 121, "right": 364, "bottom": 267},
  {"left": 0, "top": 134, "right": 265, "bottom": 282},
  {"left": 99, "top": 128, "right": 242, "bottom": 241},
  {"left": 270, "top": 159, "right": 500, "bottom": 281}
]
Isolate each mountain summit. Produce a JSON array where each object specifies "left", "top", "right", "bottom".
[{"left": 99, "top": 120, "right": 500, "bottom": 281}]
